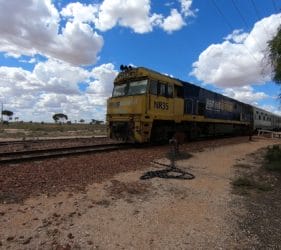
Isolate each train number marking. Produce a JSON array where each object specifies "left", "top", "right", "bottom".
[{"left": 154, "top": 101, "right": 169, "bottom": 110}]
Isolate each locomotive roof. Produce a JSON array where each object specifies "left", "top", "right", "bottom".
[{"left": 115, "top": 66, "right": 182, "bottom": 86}]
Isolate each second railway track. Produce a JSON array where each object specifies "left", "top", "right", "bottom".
[{"left": 0, "top": 143, "right": 131, "bottom": 164}]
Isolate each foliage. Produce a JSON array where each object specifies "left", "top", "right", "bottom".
[
  {"left": 1, "top": 110, "right": 13, "bottom": 123},
  {"left": 232, "top": 176, "right": 272, "bottom": 192},
  {"left": 264, "top": 145, "right": 281, "bottom": 171},
  {"left": 80, "top": 119, "right": 85, "bottom": 123},
  {"left": 232, "top": 177, "right": 253, "bottom": 187},
  {"left": 268, "top": 26, "right": 281, "bottom": 84},
  {"left": 91, "top": 119, "right": 103, "bottom": 125},
  {"left": 2, "top": 110, "right": 13, "bottom": 117},
  {"left": 52, "top": 113, "right": 68, "bottom": 123}
]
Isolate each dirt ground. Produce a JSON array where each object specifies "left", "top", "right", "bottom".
[{"left": 0, "top": 137, "right": 280, "bottom": 249}]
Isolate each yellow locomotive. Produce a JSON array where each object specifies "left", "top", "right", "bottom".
[{"left": 107, "top": 66, "right": 252, "bottom": 143}]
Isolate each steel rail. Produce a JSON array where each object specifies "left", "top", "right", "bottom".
[
  {"left": 0, "top": 143, "right": 131, "bottom": 164},
  {"left": 0, "top": 136, "right": 107, "bottom": 146}
]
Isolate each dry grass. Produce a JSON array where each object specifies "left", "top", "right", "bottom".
[{"left": 0, "top": 122, "right": 107, "bottom": 138}]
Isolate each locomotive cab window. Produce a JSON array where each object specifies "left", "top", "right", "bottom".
[
  {"left": 112, "top": 79, "right": 148, "bottom": 97},
  {"left": 112, "top": 83, "right": 127, "bottom": 97},
  {"left": 127, "top": 79, "right": 148, "bottom": 95}
]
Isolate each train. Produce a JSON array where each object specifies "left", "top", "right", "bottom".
[{"left": 106, "top": 66, "right": 281, "bottom": 143}]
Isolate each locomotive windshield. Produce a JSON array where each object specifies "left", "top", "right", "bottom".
[
  {"left": 112, "top": 79, "right": 148, "bottom": 97},
  {"left": 112, "top": 83, "right": 127, "bottom": 97}
]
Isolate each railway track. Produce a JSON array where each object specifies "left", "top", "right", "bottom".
[
  {"left": 0, "top": 142, "right": 131, "bottom": 164},
  {"left": 0, "top": 136, "right": 107, "bottom": 146}
]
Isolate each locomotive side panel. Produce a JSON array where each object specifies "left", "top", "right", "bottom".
[{"left": 181, "top": 81, "right": 252, "bottom": 124}]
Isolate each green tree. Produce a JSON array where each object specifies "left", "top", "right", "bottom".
[
  {"left": 52, "top": 113, "right": 68, "bottom": 123},
  {"left": 268, "top": 26, "right": 281, "bottom": 84},
  {"left": 2, "top": 110, "right": 13, "bottom": 121},
  {"left": 91, "top": 119, "right": 103, "bottom": 125}
]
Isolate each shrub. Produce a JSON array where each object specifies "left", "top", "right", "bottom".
[
  {"left": 264, "top": 145, "right": 281, "bottom": 171},
  {"left": 232, "top": 177, "right": 253, "bottom": 187}
]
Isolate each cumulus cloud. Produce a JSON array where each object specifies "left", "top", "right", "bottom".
[
  {"left": 88, "top": 63, "right": 118, "bottom": 96},
  {"left": 260, "top": 105, "right": 281, "bottom": 116},
  {"left": 94, "top": 0, "right": 155, "bottom": 33},
  {"left": 0, "top": 61, "right": 118, "bottom": 122},
  {"left": 223, "top": 29, "right": 248, "bottom": 43},
  {"left": 60, "top": 2, "right": 98, "bottom": 23},
  {"left": 33, "top": 59, "right": 89, "bottom": 94},
  {"left": 61, "top": 0, "right": 196, "bottom": 34},
  {"left": 161, "top": 9, "right": 186, "bottom": 33},
  {"left": 0, "top": 0, "right": 103, "bottom": 65},
  {"left": 222, "top": 86, "right": 268, "bottom": 105},
  {"left": 180, "top": 0, "right": 196, "bottom": 17},
  {"left": 0, "top": 0, "right": 196, "bottom": 65},
  {"left": 191, "top": 13, "right": 281, "bottom": 87}
]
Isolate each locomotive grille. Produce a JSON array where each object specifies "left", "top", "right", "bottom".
[{"left": 110, "top": 121, "right": 133, "bottom": 141}]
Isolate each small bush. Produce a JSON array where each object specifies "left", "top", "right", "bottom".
[
  {"left": 232, "top": 177, "right": 273, "bottom": 192},
  {"left": 264, "top": 145, "right": 281, "bottom": 172},
  {"left": 232, "top": 177, "right": 253, "bottom": 187},
  {"left": 256, "top": 183, "right": 273, "bottom": 192}
]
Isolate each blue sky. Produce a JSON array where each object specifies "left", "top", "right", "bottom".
[{"left": 0, "top": 0, "right": 280, "bottom": 122}]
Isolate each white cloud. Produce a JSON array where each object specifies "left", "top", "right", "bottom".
[
  {"left": 37, "top": 93, "right": 68, "bottom": 109},
  {"left": 224, "top": 29, "right": 248, "bottom": 43},
  {"left": 0, "top": 61, "right": 118, "bottom": 122},
  {"left": 60, "top": 2, "right": 98, "bottom": 23},
  {"left": 52, "top": 21, "right": 103, "bottom": 65},
  {"left": 95, "top": 0, "right": 155, "bottom": 33},
  {"left": 161, "top": 9, "right": 186, "bottom": 33},
  {"left": 191, "top": 13, "right": 281, "bottom": 87},
  {"left": 223, "top": 86, "right": 268, "bottom": 105},
  {"left": 180, "top": 0, "right": 196, "bottom": 17},
  {"left": 260, "top": 104, "right": 281, "bottom": 116},
  {"left": 0, "top": 66, "right": 42, "bottom": 96},
  {"left": 33, "top": 59, "right": 89, "bottom": 94},
  {"left": 0, "top": 0, "right": 103, "bottom": 65},
  {"left": 88, "top": 63, "right": 118, "bottom": 96},
  {"left": 61, "top": 0, "right": 196, "bottom": 34}
]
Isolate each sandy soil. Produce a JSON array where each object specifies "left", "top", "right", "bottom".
[{"left": 0, "top": 137, "right": 280, "bottom": 249}]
